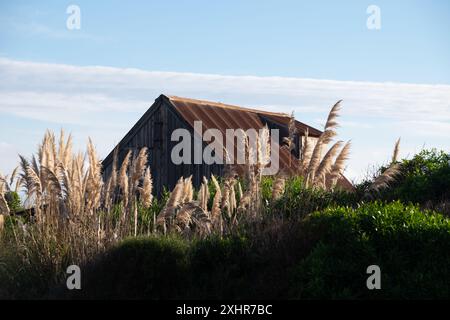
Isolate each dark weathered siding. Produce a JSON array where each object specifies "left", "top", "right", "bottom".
[{"left": 102, "top": 95, "right": 224, "bottom": 196}]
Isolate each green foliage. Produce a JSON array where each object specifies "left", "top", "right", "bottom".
[
  {"left": 0, "top": 216, "right": 71, "bottom": 299},
  {"left": 2, "top": 201, "right": 449, "bottom": 299},
  {"left": 387, "top": 149, "right": 450, "bottom": 204},
  {"left": 271, "top": 176, "right": 358, "bottom": 218},
  {"left": 292, "top": 201, "right": 450, "bottom": 299},
  {"left": 65, "top": 202, "right": 450, "bottom": 299},
  {"left": 4, "top": 191, "right": 22, "bottom": 214},
  {"left": 355, "top": 149, "right": 450, "bottom": 212},
  {"left": 75, "top": 236, "right": 190, "bottom": 299}
]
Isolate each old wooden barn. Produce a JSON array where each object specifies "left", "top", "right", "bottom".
[{"left": 102, "top": 94, "right": 352, "bottom": 194}]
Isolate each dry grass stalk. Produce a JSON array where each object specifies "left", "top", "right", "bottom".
[
  {"left": 0, "top": 194, "right": 9, "bottom": 215},
  {"left": 210, "top": 175, "right": 222, "bottom": 230},
  {"left": 182, "top": 176, "right": 194, "bottom": 204},
  {"left": 392, "top": 138, "right": 401, "bottom": 163},
  {"left": 155, "top": 177, "right": 184, "bottom": 233},
  {"left": 140, "top": 167, "right": 153, "bottom": 208},
  {"left": 198, "top": 177, "right": 209, "bottom": 212},
  {"left": 0, "top": 213, "right": 5, "bottom": 234},
  {"left": 118, "top": 150, "right": 132, "bottom": 208},
  {"left": 304, "top": 101, "right": 342, "bottom": 187},
  {"left": 272, "top": 176, "right": 286, "bottom": 201},
  {"left": 369, "top": 163, "right": 401, "bottom": 193},
  {"left": 313, "top": 141, "right": 343, "bottom": 188},
  {"left": 329, "top": 141, "right": 351, "bottom": 188},
  {"left": 299, "top": 128, "right": 312, "bottom": 175},
  {"left": 369, "top": 138, "right": 402, "bottom": 193}
]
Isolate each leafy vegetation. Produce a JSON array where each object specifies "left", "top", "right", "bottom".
[
  {"left": 0, "top": 101, "right": 448, "bottom": 300},
  {"left": 52, "top": 202, "right": 449, "bottom": 299}
]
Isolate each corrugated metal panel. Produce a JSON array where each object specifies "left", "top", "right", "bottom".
[
  {"left": 168, "top": 95, "right": 318, "bottom": 171},
  {"left": 167, "top": 95, "right": 353, "bottom": 191}
]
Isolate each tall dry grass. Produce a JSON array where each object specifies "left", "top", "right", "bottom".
[{"left": 0, "top": 102, "right": 402, "bottom": 269}]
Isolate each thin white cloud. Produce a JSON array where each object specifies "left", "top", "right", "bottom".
[{"left": 0, "top": 58, "right": 449, "bottom": 180}]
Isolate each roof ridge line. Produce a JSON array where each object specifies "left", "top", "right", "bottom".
[{"left": 166, "top": 95, "right": 291, "bottom": 118}]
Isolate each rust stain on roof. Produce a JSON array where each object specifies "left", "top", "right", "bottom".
[
  {"left": 166, "top": 95, "right": 353, "bottom": 191},
  {"left": 168, "top": 95, "right": 322, "bottom": 137}
]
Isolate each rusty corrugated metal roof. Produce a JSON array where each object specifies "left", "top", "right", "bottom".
[
  {"left": 168, "top": 95, "right": 322, "bottom": 137},
  {"left": 167, "top": 95, "right": 353, "bottom": 191}
]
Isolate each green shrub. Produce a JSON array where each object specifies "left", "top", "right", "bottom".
[
  {"left": 3, "top": 201, "right": 449, "bottom": 299},
  {"left": 291, "top": 201, "right": 450, "bottom": 299},
  {"left": 359, "top": 149, "right": 450, "bottom": 214},
  {"left": 272, "top": 176, "right": 358, "bottom": 218},
  {"left": 75, "top": 236, "right": 190, "bottom": 299},
  {"left": 4, "top": 191, "right": 22, "bottom": 214}
]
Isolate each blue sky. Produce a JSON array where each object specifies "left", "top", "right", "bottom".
[
  {"left": 2, "top": 0, "right": 450, "bottom": 82},
  {"left": 0, "top": 0, "right": 449, "bottom": 181}
]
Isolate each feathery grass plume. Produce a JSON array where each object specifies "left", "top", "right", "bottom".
[
  {"left": 131, "top": 147, "right": 148, "bottom": 190},
  {"left": 26, "top": 166, "right": 42, "bottom": 199},
  {"left": 392, "top": 138, "right": 401, "bottom": 163},
  {"left": 198, "top": 182, "right": 205, "bottom": 204},
  {"left": 306, "top": 130, "right": 335, "bottom": 185},
  {"left": 119, "top": 150, "right": 132, "bottom": 207},
  {"left": 272, "top": 176, "right": 286, "bottom": 201},
  {"left": 237, "top": 189, "right": 251, "bottom": 214},
  {"left": 369, "top": 163, "right": 401, "bottom": 193},
  {"left": 19, "top": 155, "right": 33, "bottom": 196},
  {"left": 299, "top": 128, "right": 312, "bottom": 175},
  {"left": 68, "top": 151, "right": 85, "bottom": 216},
  {"left": 211, "top": 174, "right": 221, "bottom": 196},
  {"left": 210, "top": 175, "right": 222, "bottom": 227},
  {"left": 0, "top": 212, "right": 5, "bottom": 233},
  {"left": 329, "top": 141, "right": 351, "bottom": 188},
  {"left": 58, "top": 129, "right": 73, "bottom": 169},
  {"left": 0, "top": 174, "right": 4, "bottom": 194},
  {"left": 173, "top": 202, "right": 195, "bottom": 233},
  {"left": 167, "top": 177, "right": 184, "bottom": 208},
  {"left": 306, "top": 100, "right": 342, "bottom": 184},
  {"left": 155, "top": 177, "right": 184, "bottom": 233},
  {"left": 222, "top": 177, "right": 236, "bottom": 218},
  {"left": 283, "top": 112, "right": 297, "bottom": 155},
  {"left": 0, "top": 194, "right": 9, "bottom": 215},
  {"left": 324, "top": 100, "right": 342, "bottom": 131},
  {"left": 211, "top": 189, "right": 222, "bottom": 229},
  {"left": 128, "top": 148, "right": 148, "bottom": 235},
  {"left": 258, "top": 124, "right": 271, "bottom": 170},
  {"left": 41, "top": 166, "right": 62, "bottom": 196},
  {"left": 198, "top": 177, "right": 209, "bottom": 211},
  {"left": 189, "top": 205, "right": 212, "bottom": 237},
  {"left": 9, "top": 166, "right": 19, "bottom": 189},
  {"left": 369, "top": 139, "right": 402, "bottom": 193},
  {"left": 229, "top": 182, "right": 237, "bottom": 214},
  {"left": 313, "top": 141, "right": 343, "bottom": 188},
  {"left": 182, "top": 175, "right": 194, "bottom": 203},
  {"left": 140, "top": 167, "right": 153, "bottom": 208},
  {"left": 105, "top": 148, "right": 119, "bottom": 209},
  {"left": 85, "top": 138, "right": 103, "bottom": 212}
]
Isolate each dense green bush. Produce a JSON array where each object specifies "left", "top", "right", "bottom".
[
  {"left": 361, "top": 149, "right": 450, "bottom": 214},
  {"left": 293, "top": 201, "right": 450, "bottom": 299},
  {"left": 264, "top": 176, "right": 359, "bottom": 218},
  {"left": 390, "top": 149, "right": 449, "bottom": 204},
  {"left": 64, "top": 202, "right": 450, "bottom": 300},
  {"left": 4, "top": 191, "right": 22, "bottom": 214}
]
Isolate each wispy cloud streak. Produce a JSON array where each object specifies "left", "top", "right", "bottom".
[{"left": 0, "top": 58, "right": 449, "bottom": 180}]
